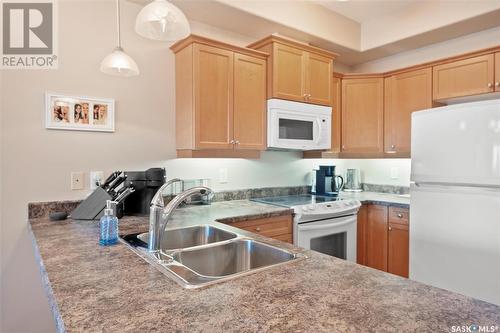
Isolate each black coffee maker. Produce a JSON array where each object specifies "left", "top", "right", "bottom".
[
  {"left": 122, "top": 168, "right": 166, "bottom": 215},
  {"left": 315, "top": 165, "right": 344, "bottom": 196}
]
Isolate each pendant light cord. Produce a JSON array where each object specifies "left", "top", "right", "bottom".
[{"left": 116, "top": 0, "right": 121, "bottom": 48}]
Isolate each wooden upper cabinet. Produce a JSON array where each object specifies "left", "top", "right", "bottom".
[
  {"left": 384, "top": 68, "right": 432, "bottom": 156},
  {"left": 307, "top": 53, "right": 333, "bottom": 105},
  {"left": 233, "top": 53, "right": 267, "bottom": 150},
  {"left": 495, "top": 52, "right": 500, "bottom": 92},
  {"left": 248, "top": 35, "right": 337, "bottom": 106},
  {"left": 331, "top": 75, "right": 342, "bottom": 153},
  {"left": 194, "top": 44, "right": 234, "bottom": 149},
  {"left": 171, "top": 35, "right": 268, "bottom": 157},
  {"left": 273, "top": 43, "right": 306, "bottom": 102},
  {"left": 341, "top": 77, "right": 384, "bottom": 155},
  {"left": 433, "top": 54, "right": 495, "bottom": 101},
  {"left": 365, "top": 204, "right": 388, "bottom": 271}
]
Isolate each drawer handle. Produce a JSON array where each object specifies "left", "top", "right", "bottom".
[
  {"left": 255, "top": 227, "right": 261, "bottom": 232},
  {"left": 397, "top": 213, "right": 403, "bottom": 218}
]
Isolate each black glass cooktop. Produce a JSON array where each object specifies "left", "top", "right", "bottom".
[{"left": 251, "top": 194, "right": 342, "bottom": 208}]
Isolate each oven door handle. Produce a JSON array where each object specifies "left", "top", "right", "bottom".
[{"left": 297, "top": 218, "right": 355, "bottom": 231}]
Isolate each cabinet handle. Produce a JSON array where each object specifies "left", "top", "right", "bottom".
[
  {"left": 342, "top": 145, "right": 346, "bottom": 150},
  {"left": 388, "top": 226, "right": 392, "bottom": 231},
  {"left": 308, "top": 94, "right": 312, "bottom": 98},
  {"left": 230, "top": 140, "right": 235, "bottom": 144},
  {"left": 496, "top": 82, "right": 500, "bottom": 87},
  {"left": 391, "top": 144, "right": 396, "bottom": 149},
  {"left": 397, "top": 213, "right": 403, "bottom": 218},
  {"left": 235, "top": 140, "right": 240, "bottom": 145},
  {"left": 255, "top": 227, "right": 261, "bottom": 232},
  {"left": 488, "top": 83, "right": 493, "bottom": 88}
]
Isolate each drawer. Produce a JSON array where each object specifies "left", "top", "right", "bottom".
[
  {"left": 230, "top": 214, "right": 293, "bottom": 238},
  {"left": 388, "top": 206, "right": 409, "bottom": 225}
]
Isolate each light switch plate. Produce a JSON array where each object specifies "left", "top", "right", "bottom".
[
  {"left": 90, "top": 171, "right": 104, "bottom": 190},
  {"left": 390, "top": 167, "right": 399, "bottom": 180},
  {"left": 71, "top": 172, "right": 84, "bottom": 190},
  {"left": 218, "top": 168, "right": 228, "bottom": 184}
]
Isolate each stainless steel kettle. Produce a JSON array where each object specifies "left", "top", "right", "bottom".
[{"left": 344, "top": 169, "right": 362, "bottom": 192}]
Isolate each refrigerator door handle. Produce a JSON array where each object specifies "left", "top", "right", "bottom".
[{"left": 414, "top": 181, "right": 500, "bottom": 190}]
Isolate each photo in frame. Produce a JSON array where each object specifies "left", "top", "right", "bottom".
[{"left": 45, "top": 92, "right": 115, "bottom": 132}]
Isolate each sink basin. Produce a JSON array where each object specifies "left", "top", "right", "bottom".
[
  {"left": 172, "top": 239, "right": 297, "bottom": 277},
  {"left": 121, "top": 224, "right": 305, "bottom": 289},
  {"left": 133, "top": 225, "right": 237, "bottom": 251}
]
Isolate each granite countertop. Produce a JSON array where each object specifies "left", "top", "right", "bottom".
[
  {"left": 30, "top": 200, "right": 499, "bottom": 332},
  {"left": 339, "top": 191, "right": 410, "bottom": 207}
]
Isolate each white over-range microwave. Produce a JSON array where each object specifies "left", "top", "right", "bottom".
[{"left": 267, "top": 99, "right": 332, "bottom": 151}]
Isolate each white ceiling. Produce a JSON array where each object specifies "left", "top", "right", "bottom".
[{"left": 315, "top": 0, "right": 413, "bottom": 24}]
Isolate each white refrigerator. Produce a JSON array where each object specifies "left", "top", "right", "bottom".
[{"left": 410, "top": 99, "right": 500, "bottom": 305}]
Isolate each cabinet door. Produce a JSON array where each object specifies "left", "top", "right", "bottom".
[
  {"left": 388, "top": 223, "right": 409, "bottom": 278},
  {"left": 384, "top": 68, "right": 432, "bottom": 156},
  {"left": 306, "top": 53, "right": 333, "bottom": 106},
  {"left": 433, "top": 54, "right": 494, "bottom": 100},
  {"left": 365, "top": 205, "right": 388, "bottom": 271},
  {"left": 194, "top": 44, "right": 234, "bottom": 149},
  {"left": 272, "top": 43, "right": 306, "bottom": 102},
  {"left": 233, "top": 53, "right": 267, "bottom": 150},
  {"left": 331, "top": 76, "right": 342, "bottom": 153},
  {"left": 356, "top": 204, "right": 367, "bottom": 265},
  {"left": 341, "top": 78, "right": 384, "bottom": 154},
  {"left": 495, "top": 52, "right": 500, "bottom": 92}
]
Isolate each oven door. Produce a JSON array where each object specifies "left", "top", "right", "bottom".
[
  {"left": 267, "top": 109, "right": 331, "bottom": 150},
  {"left": 296, "top": 215, "right": 357, "bottom": 262}
]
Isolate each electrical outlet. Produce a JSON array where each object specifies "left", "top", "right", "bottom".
[
  {"left": 218, "top": 168, "right": 228, "bottom": 184},
  {"left": 390, "top": 167, "right": 399, "bottom": 180},
  {"left": 90, "top": 171, "right": 104, "bottom": 190},
  {"left": 71, "top": 172, "right": 84, "bottom": 190}
]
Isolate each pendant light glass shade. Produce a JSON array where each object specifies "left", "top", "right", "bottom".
[
  {"left": 100, "top": 47, "right": 140, "bottom": 77},
  {"left": 100, "top": 0, "right": 139, "bottom": 77},
  {"left": 135, "top": 0, "right": 190, "bottom": 42}
]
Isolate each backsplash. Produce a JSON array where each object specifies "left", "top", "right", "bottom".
[
  {"left": 29, "top": 183, "right": 409, "bottom": 219},
  {"left": 362, "top": 183, "right": 410, "bottom": 195}
]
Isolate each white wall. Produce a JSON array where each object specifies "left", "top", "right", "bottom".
[{"left": 354, "top": 25, "right": 500, "bottom": 73}]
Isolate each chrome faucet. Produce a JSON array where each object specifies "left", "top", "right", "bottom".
[{"left": 148, "top": 183, "right": 213, "bottom": 252}]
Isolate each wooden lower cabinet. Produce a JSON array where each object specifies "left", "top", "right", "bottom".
[
  {"left": 388, "top": 222, "right": 409, "bottom": 278},
  {"left": 357, "top": 204, "right": 409, "bottom": 278},
  {"left": 228, "top": 214, "right": 293, "bottom": 243},
  {"left": 365, "top": 205, "right": 388, "bottom": 271}
]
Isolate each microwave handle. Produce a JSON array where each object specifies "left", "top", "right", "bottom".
[
  {"left": 297, "top": 218, "right": 355, "bottom": 231},
  {"left": 314, "top": 118, "right": 322, "bottom": 144}
]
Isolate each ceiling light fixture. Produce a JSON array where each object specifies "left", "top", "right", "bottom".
[
  {"left": 100, "top": 0, "right": 140, "bottom": 77},
  {"left": 135, "top": 0, "right": 190, "bottom": 42}
]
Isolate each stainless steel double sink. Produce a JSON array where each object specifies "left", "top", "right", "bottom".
[{"left": 121, "top": 225, "right": 305, "bottom": 289}]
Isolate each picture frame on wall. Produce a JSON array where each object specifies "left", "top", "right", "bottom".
[{"left": 45, "top": 92, "right": 115, "bottom": 132}]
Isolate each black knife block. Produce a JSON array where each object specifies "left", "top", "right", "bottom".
[{"left": 70, "top": 187, "right": 112, "bottom": 220}]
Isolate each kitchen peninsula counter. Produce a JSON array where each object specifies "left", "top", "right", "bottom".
[{"left": 30, "top": 200, "right": 498, "bottom": 332}]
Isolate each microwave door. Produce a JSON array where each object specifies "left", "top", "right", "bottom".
[{"left": 273, "top": 113, "right": 319, "bottom": 149}]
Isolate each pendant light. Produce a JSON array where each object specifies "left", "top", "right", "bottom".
[
  {"left": 135, "top": 0, "right": 190, "bottom": 42},
  {"left": 100, "top": 0, "right": 139, "bottom": 77}
]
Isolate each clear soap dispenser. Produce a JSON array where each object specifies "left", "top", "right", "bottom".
[{"left": 99, "top": 200, "right": 119, "bottom": 246}]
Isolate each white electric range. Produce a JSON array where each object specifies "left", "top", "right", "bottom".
[{"left": 252, "top": 195, "right": 361, "bottom": 261}]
